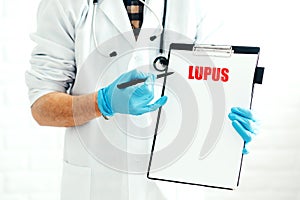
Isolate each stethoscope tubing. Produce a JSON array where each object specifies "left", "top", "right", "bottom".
[{"left": 93, "top": 0, "right": 168, "bottom": 72}]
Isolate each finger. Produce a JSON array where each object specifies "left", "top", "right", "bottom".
[
  {"left": 142, "top": 96, "right": 168, "bottom": 113},
  {"left": 129, "top": 69, "right": 147, "bottom": 79},
  {"left": 142, "top": 74, "right": 155, "bottom": 95},
  {"left": 243, "top": 142, "right": 252, "bottom": 154},
  {"left": 228, "top": 112, "right": 256, "bottom": 134},
  {"left": 242, "top": 146, "right": 249, "bottom": 155},
  {"left": 231, "top": 107, "right": 256, "bottom": 122},
  {"left": 145, "top": 73, "right": 156, "bottom": 84},
  {"left": 232, "top": 120, "right": 253, "bottom": 143},
  {"left": 132, "top": 74, "right": 156, "bottom": 100},
  {"left": 111, "top": 83, "right": 138, "bottom": 99},
  {"left": 134, "top": 82, "right": 154, "bottom": 101},
  {"left": 122, "top": 69, "right": 149, "bottom": 81}
]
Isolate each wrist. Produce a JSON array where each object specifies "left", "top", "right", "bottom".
[
  {"left": 94, "top": 92, "right": 101, "bottom": 117},
  {"left": 97, "top": 88, "right": 114, "bottom": 117}
]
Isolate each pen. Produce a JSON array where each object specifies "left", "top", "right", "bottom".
[{"left": 117, "top": 72, "right": 174, "bottom": 89}]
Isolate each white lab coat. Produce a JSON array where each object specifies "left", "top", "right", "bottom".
[{"left": 26, "top": 0, "right": 223, "bottom": 199}]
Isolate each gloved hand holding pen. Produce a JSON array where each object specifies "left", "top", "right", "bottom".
[{"left": 97, "top": 69, "right": 168, "bottom": 117}]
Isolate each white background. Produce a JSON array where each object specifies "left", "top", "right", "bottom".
[{"left": 0, "top": 0, "right": 300, "bottom": 200}]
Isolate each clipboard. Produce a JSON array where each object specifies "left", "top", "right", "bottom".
[{"left": 147, "top": 43, "right": 264, "bottom": 190}]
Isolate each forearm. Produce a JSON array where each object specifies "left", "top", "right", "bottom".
[{"left": 31, "top": 92, "right": 102, "bottom": 127}]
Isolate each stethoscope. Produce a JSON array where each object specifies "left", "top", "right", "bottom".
[{"left": 92, "top": 0, "right": 168, "bottom": 72}]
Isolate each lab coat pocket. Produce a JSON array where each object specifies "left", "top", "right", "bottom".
[{"left": 61, "top": 161, "right": 92, "bottom": 200}]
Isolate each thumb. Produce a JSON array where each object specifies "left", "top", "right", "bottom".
[{"left": 145, "top": 96, "right": 168, "bottom": 112}]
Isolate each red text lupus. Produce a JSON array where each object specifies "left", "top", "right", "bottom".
[{"left": 188, "top": 66, "right": 229, "bottom": 82}]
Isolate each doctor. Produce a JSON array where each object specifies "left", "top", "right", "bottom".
[{"left": 25, "top": 0, "right": 258, "bottom": 199}]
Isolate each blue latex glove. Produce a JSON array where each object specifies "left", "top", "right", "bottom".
[
  {"left": 228, "top": 107, "right": 259, "bottom": 154},
  {"left": 97, "top": 69, "right": 168, "bottom": 116}
]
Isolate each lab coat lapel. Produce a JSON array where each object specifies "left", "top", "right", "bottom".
[
  {"left": 99, "top": 0, "right": 136, "bottom": 44},
  {"left": 141, "top": 0, "right": 164, "bottom": 29}
]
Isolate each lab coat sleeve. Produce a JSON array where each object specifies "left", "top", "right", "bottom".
[{"left": 25, "top": 0, "right": 87, "bottom": 106}]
